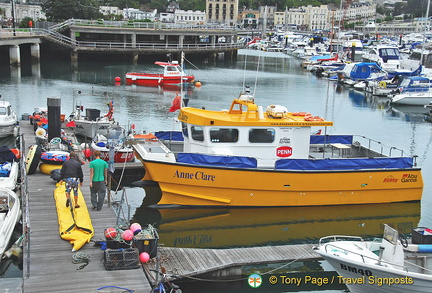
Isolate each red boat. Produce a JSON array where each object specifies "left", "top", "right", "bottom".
[
  {"left": 90, "top": 127, "right": 135, "bottom": 163},
  {"left": 125, "top": 61, "right": 195, "bottom": 87}
]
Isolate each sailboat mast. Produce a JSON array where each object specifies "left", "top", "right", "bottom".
[{"left": 421, "top": 0, "right": 431, "bottom": 66}]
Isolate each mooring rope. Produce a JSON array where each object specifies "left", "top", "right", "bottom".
[{"left": 72, "top": 252, "right": 91, "bottom": 270}]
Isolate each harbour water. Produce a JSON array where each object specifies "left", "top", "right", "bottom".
[{"left": 1, "top": 49, "right": 432, "bottom": 291}]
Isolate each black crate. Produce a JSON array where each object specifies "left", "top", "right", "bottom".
[
  {"left": 106, "top": 240, "right": 131, "bottom": 249},
  {"left": 103, "top": 248, "right": 140, "bottom": 271},
  {"left": 133, "top": 237, "right": 158, "bottom": 258},
  {"left": 412, "top": 227, "right": 432, "bottom": 244}
]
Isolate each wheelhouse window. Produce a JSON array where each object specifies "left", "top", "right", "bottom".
[
  {"left": 0, "top": 107, "right": 6, "bottom": 115},
  {"left": 210, "top": 128, "right": 238, "bottom": 143},
  {"left": 249, "top": 128, "right": 275, "bottom": 143},
  {"left": 191, "top": 125, "right": 204, "bottom": 141}
]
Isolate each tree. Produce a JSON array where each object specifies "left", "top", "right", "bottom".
[
  {"left": 42, "top": 0, "right": 103, "bottom": 22},
  {"left": 19, "top": 16, "right": 34, "bottom": 28}
]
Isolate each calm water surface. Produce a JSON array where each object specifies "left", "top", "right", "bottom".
[{"left": 1, "top": 49, "right": 431, "bottom": 291}]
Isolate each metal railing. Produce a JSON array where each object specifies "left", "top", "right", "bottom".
[{"left": 0, "top": 27, "right": 245, "bottom": 51}]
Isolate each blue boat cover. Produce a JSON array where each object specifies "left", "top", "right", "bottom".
[
  {"left": 310, "top": 135, "right": 353, "bottom": 144},
  {"left": 275, "top": 157, "right": 413, "bottom": 170},
  {"left": 350, "top": 62, "right": 384, "bottom": 81},
  {"left": 178, "top": 153, "right": 257, "bottom": 168},
  {"left": 155, "top": 131, "right": 184, "bottom": 141}
]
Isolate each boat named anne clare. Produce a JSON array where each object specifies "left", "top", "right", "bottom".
[
  {"left": 132, "top": 91, "right": 423, "bottom": 207},
  {"left": 125, "top": 61, "right": 195, "bottom": 87}
]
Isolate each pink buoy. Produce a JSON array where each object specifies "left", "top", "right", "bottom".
[
  {"left": 130, "top": 223, "right": 142, "bottom": 233},
  {"left": 140, "top": 252, "right": 150, "bottom": 263},
  {"left": 121, "top": 229, "right": 134, "bottom": 241},
  {"left": 83, "top": 148, "right": 92, "bottom": 159}
]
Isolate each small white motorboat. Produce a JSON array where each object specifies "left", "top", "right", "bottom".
[
  {"left": 0, "top": 100, "right": 18, "bottom": 138},
  {"left": 0, "top": 146, "right": 20, "bottom": 191},
  {"left": 390, "top": 76, "right": 432, "bottom": 106},
  {"left": 315, "top": 224, "right": 432, "bottom": 293},
  {"left": 66, "top": 101, "right": 117, "bottom": 139},
  {"left": 0, "top": 187, "right": 21, "bottom": 259}
]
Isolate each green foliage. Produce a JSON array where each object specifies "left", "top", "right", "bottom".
[
  {"left": 42, "top": 0, "right": 104, "bottom": 21},
  {"left": 105, "top": 0, "right": 140, "bottom": 9},
  {"left": 19, "top": 16, "right": 34, "bottom": 28}
]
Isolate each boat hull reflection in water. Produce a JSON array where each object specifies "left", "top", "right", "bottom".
[{"left": 131, "top": 201, "right": 420, "bottom": 248}]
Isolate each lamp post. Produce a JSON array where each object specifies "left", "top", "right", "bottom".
[{"left": 10, "top": 0, "right": 16, "bottom": 36}]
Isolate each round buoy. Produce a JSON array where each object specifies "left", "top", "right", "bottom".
[
  {"left": 114, "top": 76, "right": 121, "bottom": 82},
  {"left": 121, "top": 229, "right": 134, "bottom": 241},
  {"left": 104, "top": 228, "right": 117, "bottom": 240},
  {"left": 139, "top": 252, "right": 150, "bottom": 263},
  {"left": 83, "top": 148, "right": 92, "bottom": 159},
  {"left": 195, "top": 81, "right": 202, "bottom": 87},
  {"left": 130, "top": 223, "right": 142, "bottom": 234}
]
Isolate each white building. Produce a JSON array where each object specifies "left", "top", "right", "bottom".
[
  {"left": 99, "top": 6, "right": 122, "bottom": 16},
  {"left": 160, "top": 12, "right": 175, "bottom": 23},
  {"left": 282, "top": 1, "right": 376, "bottom": 31},
  {"left": 123, "top": 8, "right": 157, "bottom": 21},
  {"left": 0, "top": 3, "right": 45, "bottom": 22},
  {"left": 174, "top": 10, "right": 205, "bottom": 25}
]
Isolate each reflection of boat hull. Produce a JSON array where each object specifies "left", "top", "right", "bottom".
[
  {"left": 132, "top": 202, "right": 420, "bottom": 248},
  {"left": 138, "top": 159, "right": 423, "bottom": 207}
]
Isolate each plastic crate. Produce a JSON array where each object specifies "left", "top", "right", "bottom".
[
  {"left": 133, "top": 237, "right": 158, "bottom": 258},
  {"left": 412, "top": 227, "right": 432, "bottom": 244},
  {"left": 106, "top": 240, "right": 131, "bottom": 249},
  {"left": 103, "top": 248, "right": 140, "bottom": 271}
]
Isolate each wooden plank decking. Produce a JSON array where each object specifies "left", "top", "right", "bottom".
[
  {"left": 144, "top": 245, "right": 319, "bottom": 284},
  {"left": 13, "top": 121, "right": 323, "bottom": 293},
  {"left": 20, "top": 122, "right": 151, "bottom": 293}
]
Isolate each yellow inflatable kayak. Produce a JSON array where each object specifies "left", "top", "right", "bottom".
[{"left": 54, "top": 182, "right": 94, "bottom": 251}]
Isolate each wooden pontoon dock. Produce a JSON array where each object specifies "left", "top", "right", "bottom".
[{"left": 5, "top": 122, "right": 321, "bottom": 292}]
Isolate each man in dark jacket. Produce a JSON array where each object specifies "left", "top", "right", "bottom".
[{"left": 60, "top": 152, "right": 84, "bottom": 208}]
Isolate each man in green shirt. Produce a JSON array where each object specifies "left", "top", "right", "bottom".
[{"left": 89, "top": 150, "right": 108, "bottom": 211}]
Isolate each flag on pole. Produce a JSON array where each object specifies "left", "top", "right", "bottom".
[
  {"left": 169, "top": 94, "right": 181, "bottom": 112},
  {"left": 66, "top": 120, "right": 76, "bottom": 127}
]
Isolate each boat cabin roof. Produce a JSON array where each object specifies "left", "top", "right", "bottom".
[
  {"left": 178, "top": 99, "right": 333, "bottom": 127},
  {"left": 155, "top": 61, "right": 179, "bottom": 67}
]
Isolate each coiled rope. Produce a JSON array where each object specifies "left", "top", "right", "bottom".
[{"left": 72, "top": 252, "right": 91, "bottom": 270}]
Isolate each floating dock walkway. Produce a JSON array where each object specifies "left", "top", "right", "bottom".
[{"left": 13, "top": 121, "right": 321, "bottom": 293}]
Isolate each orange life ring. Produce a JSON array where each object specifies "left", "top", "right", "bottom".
[{"left": 304, "top": 116, "right": 324, "bottom": 122}]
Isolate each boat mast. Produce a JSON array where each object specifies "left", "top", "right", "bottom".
[
  {"left": 180, "top": 52, "right": 184, "bottom": 108},
  {"left": 421, "top": 0, "right": 431, "bottom": 67}
]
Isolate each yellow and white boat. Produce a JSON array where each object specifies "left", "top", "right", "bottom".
[{"left": 132, "top": 89, "right": 423, "bottom": 207}]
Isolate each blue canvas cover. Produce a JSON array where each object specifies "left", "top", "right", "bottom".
[
  {"left": 155, "top": 131, "right": 184, "bottom": 141},
  {"left": 178, "top": 153, "right": 257, "bottom": 168},
  {"left": 275, "top": 157, "right": 414, "bottom": 170},
  {"left": 350, "top": 62, "right": 383, "bottom": 80},
  {"left": 310, "top": 135, "right": 353, "bottom": 144}
]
